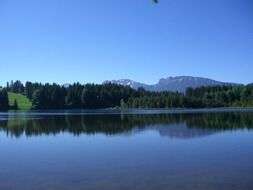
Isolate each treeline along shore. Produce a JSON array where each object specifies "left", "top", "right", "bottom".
[{"left": 0, "top": 80, "right": 253, "bottom": 110}]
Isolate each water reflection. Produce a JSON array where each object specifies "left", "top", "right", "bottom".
[
  {"left": 1, "top": 112, "right": 253, "bottom": 139},
  {"left": 1, "top": 111, "right": 253, "bottom": 190}
]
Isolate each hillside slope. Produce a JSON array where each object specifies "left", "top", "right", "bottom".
[{"left": 8, "top": 92, "right": 32, "bottom": 110}]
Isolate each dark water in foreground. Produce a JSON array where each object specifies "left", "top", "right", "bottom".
[{"left": 0, "top": 109, "right": 253, "bottom": 190}]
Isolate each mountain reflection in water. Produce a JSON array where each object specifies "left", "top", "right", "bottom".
[{"left": 1, "top": 111, "right": 253, "bottom": 139}]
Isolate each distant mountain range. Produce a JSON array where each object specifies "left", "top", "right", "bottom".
[{"left": 104, "top": 76, "right": 241, "bottom": 92}]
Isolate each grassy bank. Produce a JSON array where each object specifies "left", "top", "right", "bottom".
[{"left": 8, "top": 92, "right": 32, "bottom": 110}]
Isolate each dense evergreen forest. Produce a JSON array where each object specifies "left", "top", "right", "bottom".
[
  {"left": 0, "top": 80, "right": 253, "bottom": 110},
  {"left": 0, "top": 88, "right": 9, "bottom": 110}
]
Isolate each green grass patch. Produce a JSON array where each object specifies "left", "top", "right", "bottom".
[{"left": 8, "top": 92, "right": 32, "bottom": 110}]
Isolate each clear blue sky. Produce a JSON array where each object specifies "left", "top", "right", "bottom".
[{"left": 0, "top": 0, "right": 252, "bottom": 86}]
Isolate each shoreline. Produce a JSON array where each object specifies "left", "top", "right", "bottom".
[{"left": 1, "top": 107, "right": 253, "bottom": 116}]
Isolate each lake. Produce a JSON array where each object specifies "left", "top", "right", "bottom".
[{"left": 0, "top": 109, "right": 253, "bottom": 190}]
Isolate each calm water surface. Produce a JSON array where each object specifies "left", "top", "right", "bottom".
[{"left": 0, "top": 109, "right": 253, "bottom": 190}]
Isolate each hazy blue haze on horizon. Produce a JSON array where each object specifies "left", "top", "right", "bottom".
[{"left": 0, "top": 0, "right": 252, "bottom": 86}]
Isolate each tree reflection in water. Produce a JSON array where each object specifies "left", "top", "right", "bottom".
[{"left": 0, "top": 112, "right": 253, "bottom": 138}]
